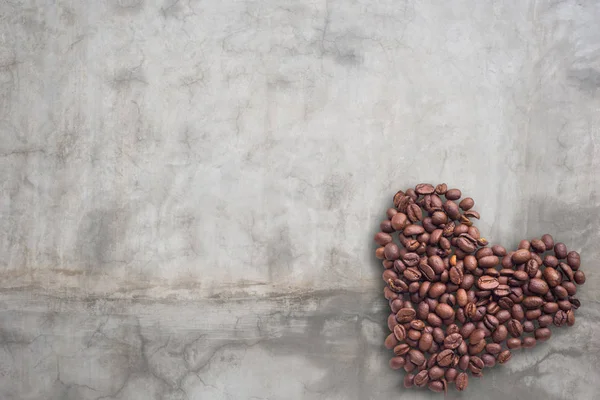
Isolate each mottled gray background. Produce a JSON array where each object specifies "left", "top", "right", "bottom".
[{"left": 1, "top": 1, "right": 599, "bottom": 399}]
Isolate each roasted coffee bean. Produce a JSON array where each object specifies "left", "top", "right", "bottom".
[
  {"left": 498, "top": 297, "right": 514, "bottom": 309},
  {"left": 456, "top": 288, "right": 468, "bottom": 307},
  {"left": 481, "top": 353, "right": 496, "bottom": 367},
  {"left": 374, "top": 232, "right": 393, "bottom": 246},
  {"left": 478, "top": 256, "right": 499, "bottom": 268},
  {"left": 390, "top": 356, "right": 406, "bottom": 369},
  {"left": 559, "top": 262, "right": 575, "bottom": 282},
  {"left": 522, "top": 296, "right": 543, "bottom": 309},
  {"left": 507, "top": 319, "right": 523, "bottom": 337},
  {"left": 495, "top": 310, "right": 511, "bottom": 324},
  {"left": 435, "top": 303, "right": 455, "bottom": 320},
  {"left": 418, "top": 262, "right": 436, "bottom": 281},
  {"left": 513, "top": 270, "right": 529, "bottom": 281},
  {"left": 428, "top": 255, "right": 446, "bottom": 274},
  {"left": 391, "top": 213, "right": 409, "bottom": 231},
  {"left": 417, "top": 302, "right": 430, "bottom": 320},
  {"left": 437, "top": 349, "right": 454, "bottom": 367},
  {"left": 522, "top": 337, "right": 536, "bottom": 348},
  {"left": 380, "top": 220, "right": 394, "bottom": 233},
  {"left": 538, "top": 314, "right": 553, "bottom": 328},
  {"left": 483, "top": 314, "right": 499, "bottom": 331},
  {"left": 491, "top": 324, "right": 508, "bottom": 343},
  {"left": 507, "top": 337, "right": 521, "bottom": 349},
  {"left": 434, "top": 183, "right": 448, "bottom": 195},
  {"left": 429, "top": 282, "right": 447, "bottom": 299},
  {"left": 497, "top": 350, "right": 512, "bottom": 364},
  {"left": 449, "top": 266, "right": 463, "bottom": 285},
  {"left": 526, "top": 259, "right": 540, "bottom": 278},
  {"left": 468, "top": 356, "right": 484, "bottom": 373},
  {"left": 444, "top": 333, "right": 463, "bottom": 349},
  {"left": 528, "top": 278, "right": 549, "bottom": 295},
  {"left": 562, "top": 281, "right": 577, "bottom": 296},
  {"left": 385, "top": 333, "right": 399, "bottom": 349},
  {"left": 457, "top": 237, "right": 477, "bottom": 253},
  {"left": 404, "top": 224, "right": 425, "bottom": 236},
  {"left": 404, "top": 373, "right": 415, "bottom": 388},
  {"left": 574, "top": 270, "right": 586, "bottom": 285},
  {"left": 518, "top": 240, "right": 531, "bottom": 250},
  {"left": 535, "top": 328, "right": 552, "bottom": 341},
  {"left": 554, "top": 242, "right": 568, "bottom": 259},
  {"left": 456, "top": 372, "right": 468, "bottom": 391},
  {"left": 525, "top": 309, "right": 542, "bottom": 320},
  {"left": 459, "top": 197, "right": 474, "bottom": 211},
  {"left": 566, "top": 310, "right": 575, "bottom": 326},
  {"left": 408, "top": 329, "right": 422, "bottom": 341},
  {"left": 530, "top": 239, "right": 546, "bottom": 253},
  {"left": 426, "top": 312, "right": 442, "bottom": 327},
  {"left": 415, "top": 183, "right": 435, "bottom": 195},
  {"left": 543, "top": 267, "right": 562, "bottom": 288},
  {"left": 523, "top": 321, "right": 535, "bottom": 333},
  {"left": 469, "top": 328, "right": 486, "bottom": 345},
  {"left": 408, "top": 349, "right": 426, "bottom": 366},
  {"left": 486, "top": 343, "right": 502, "bottom": 354},
  {"left": 428, "top": 380, "right": 444, "bottom": 393},
  {"left": 428, "top": 366, "right": 445, "bottom": 380},
  {"left": 553, "top": 285, "right": 569, "bottom": 300},
  {"left": 397, "top": 308, "right": 417, "bottom": 323},
  {"left": 414, "top": 369, "right": 430, "bottom": 387},
  {"left": 494, "top": 285, "right": 511, "bottom": 297},
  {"left": 567, "top": 251, "right": 581, "bottom": 270},
  {"left": 477, "top": 275, "right": 499, "bottom": 290},
  {"left": 394, "top": 324, "right": 407, "bottom": 341},
  {"left": 394, "top": 343, "right": 411, "bottom": 356},
  {"left": 512, "top": 249, "right": 532, "bottom": 264},
  {"left": 419, "top": 332, "right": 433, "bottom": 352},
  {"left": 444, "top": 200, "right": 461, "bottom": 220},
  {"left": 403, "top": 267, "right": 422, "bottom": 282}
]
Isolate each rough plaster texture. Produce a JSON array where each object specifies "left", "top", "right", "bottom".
[{"left": 0, "top": 1, "right": 599, "bottom": 399}]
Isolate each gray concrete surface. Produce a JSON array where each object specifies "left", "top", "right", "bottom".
[{"left": 1, "top": 1, "right": 599, "bottom": 399}]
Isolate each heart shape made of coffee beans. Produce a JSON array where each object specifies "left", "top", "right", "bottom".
[{"left": 374, "top": 183, "right": 586, "bottom": 393}]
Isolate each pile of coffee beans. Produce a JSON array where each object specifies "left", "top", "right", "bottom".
[{"left": 374, "top": 183, "right": 586, "bottom": 393}]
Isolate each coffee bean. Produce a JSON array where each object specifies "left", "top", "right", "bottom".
[
  {"left": 574, "top": 270, "right": 586, "bottom": 284},
  {"left": 428, "top": 366, "right": 445, "bottom": 380},
  {"left": 566, "top": 310, "right": 575, "bottom": 326},
  {"left": 526, "top": 259, "right": 540, "bottom": 278},
  {"left": 469, "top": 328, "right": 485, "bottom": 345},
  {"left": 458, "top": 197, "right": 474, "bottom": 210},
  {"left": 427, "top": 313, "right": 443, "bottom": 327},
  {"left": 513, "top": 270, "right": 529, "bottom": 281},
  {"left": 456, "top": 372, "right": 468, "bottom": 391},
  {"left": 486, "top": 343, "right": 502, "bottom": 354},
  {"left": 494, "top": 285, "right": 511, "bottom": 297},
  {"left": 528, "top": 278, "right": 549, "bottom": 295},
  {"left": 437, "top": 349, "right": 454, "bottom": 367},
  {"left": 385, "top": 333, "right": 399, "bottom": 349},
  {"left": 522, "top": 337, "right": 536, "bottom": 348},
  {"left": 553, "top": 285, "right": 569, "bottom": 300},
  {"left": 534, "top": 327, "right": 552, "bottom": 341},
  {"left": 498, "top": 297, "right": 514, "bottom": 309},
  {"left": 507, "top": 319, "right": 523, "bottom": 337},
  {"left": 543, "top": 267, "right": 562, "bottom": 288},
  {"left": 390, "top": 356, "right": 406, "bottom": 369},
  {"left": 415, "top": 183, "right": 435, "bottom": 195},
  {"left": 522, "top": 296, "right": 543, "bottom": 309},
  {"left": 567, "top": 251, "right": 581, "bottom": 270},
  {"left": 435, "top": 303, "right": 455, "bottom": 320},
  {"left": 374, "top": 232, "right": 393, "bottom": 246},
  {"left": 443, "top": 201, "right": 461, "bottom": 220},
  {"left": 523, "top": 321, "right": 535, "bottom": 333},
  {"left": 409, "top": 349, "right": 426, "bottom": 366},
  {"left": 393, "top": 324, "right": 407, "bottom": 341},
  {"left": 491, "top": 324, "right": 508, "bottom": 343},
  {"left": 414, "top": 369, "right": 430, "bottom": 387},
  {"left": 404, "top": 224, "right": 425, "bottom": 236},
  {"left": 507, "top": 338, "right": 521, "bottom": 349},
  {"left": 449, "top": 267, "right": 463, "bottom": 285},
  {"left": 559, "top": 262, "right": 575, "bottom": 282},
  {"left": 497, "top": 350, "right": 512, "bottom": 364},
  {"left": 428, "top": 255, "right": 445, "bottom": 274},
  {"left": 397, "top": 308, "right": 417, "bottom": 323},
  {"left": 404, "top": 373, "right": 415, "bottom": 388},
  {"left": 518, "top": 240, "right": 531, "bottom": 250},
  {"left": 512, "top": 249, "right": 532, "bottom": 264},
  {"left": 428, "top": 282, "right": 447, "bottom": 299},
  {"left": 530, "top": 239, "right": 546, "bottom": 253},
  {"left": 525, "top": 309, "right": 542, "bottom": 320},
  {"left": 468, "top": 356, "right": 484, "bottom": 373},
  {"left": 457, "top": 237, "right": 477, "bottom": 253},
  {"left": 444, "top": 333, "right": 463, "bottom": 349},
  {"left": 391, "top": 213, "right": 409, "bottom": 231},
  {"left": 554, "top": 242, "right": 568, "bottom": 259},
  {"left": 419, "top": 332, "right": 433, "bottom": 352},
  {"left": 434, "top": 183, "right": 447, "bottom": 195},
  {"left": 562, "top": 281, "right": 577, "bottom": 296},
  {"left": 481, "top": 353, "right": 495, "bottom": 367},
  {"left": 483, "top": 314, "right": 499, "bottom": 331},
  {"left": 477, "top": 275, "right": 499, "bottom": 290},
  {"left": 428, "top": 380, "right": 444, "bottom": 393}
]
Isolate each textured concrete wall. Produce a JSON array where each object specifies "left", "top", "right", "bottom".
[{"left": 1, "top": 1, "right": 599, "bottom": 399}]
